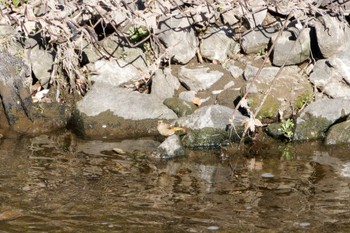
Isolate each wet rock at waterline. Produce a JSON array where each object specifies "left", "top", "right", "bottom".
[
  {"left": 153, "top": 134, "right": 185, "bottom": 159},
  {"left": 71, "top": 83, "right": 178, "bottom": 139},
  {"left": 294, "top": 98, "right": 350, "bottom": 141},
  {"left": 325, "top": 120, "right": 350, "bottom": 145},
  {"left": 0, "top": 51, "right": 70, "bottom": 134},
  {"left": 176, "top": 105, "right": 248, "bottom": 147}
]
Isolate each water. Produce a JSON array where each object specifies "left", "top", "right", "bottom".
[{"left": 0, "top": 132, "right": 350, "bottom": 232}]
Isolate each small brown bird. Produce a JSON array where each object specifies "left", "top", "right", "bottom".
[{"left": 157, "top": 120, "right": 186, "bottom": 136}]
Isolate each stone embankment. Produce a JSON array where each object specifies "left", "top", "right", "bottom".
[{"left": 1, "top": 0, "right": 350, "bottom": 158}]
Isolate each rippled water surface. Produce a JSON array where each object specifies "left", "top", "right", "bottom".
[{"left": 0, "top": 132, "right": 350, "bottom": 232}]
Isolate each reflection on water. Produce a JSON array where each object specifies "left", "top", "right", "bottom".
[{"left": 0, "top": 132, "right": 350, "bottom": 232}]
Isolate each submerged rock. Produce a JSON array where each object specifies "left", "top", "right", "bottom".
[{"left": 294, "top": 98, "right": 350, "bottom": 141}]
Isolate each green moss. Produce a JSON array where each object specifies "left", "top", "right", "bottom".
[
  {"left": 181, "top": 128, "right": 229, "bottom": 148},
  {"left": 295, "top": 91, "right": 313, "bottom": 110},
  {"left": 248, "top": 95, "right": 279, "bottom": 120},
  {"left": 293, "top": 115, "right": 331, "bottom": 141}
]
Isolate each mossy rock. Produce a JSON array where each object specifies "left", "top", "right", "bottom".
[
  {"left": 293, "top": 115, "right": 331, "bottom": 141},
  {"left": 294, "top": 91, "right": 313, "bottom": 110},
  {"left": 325, "top": 120, "right": 350, "bottom": 145},
  {"left": 181, "top": 127, "right": 231, "bottom": 148},
  {"left": 248, "top": 94, "right": 279, "bottom": 120},
  {"left": 163, "top": 97, "right": 197, "bottom": 117}
]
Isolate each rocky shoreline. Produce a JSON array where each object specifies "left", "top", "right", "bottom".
[{"left": 1, "top": 0, "right": 350, "bottom": 158}]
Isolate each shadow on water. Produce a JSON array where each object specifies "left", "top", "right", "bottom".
[{"left": 0, "top": 132, "right": 350, "bottom": 232}]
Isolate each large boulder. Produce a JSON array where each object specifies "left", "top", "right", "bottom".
[
  {"left": 294, "top": 98, "right": 350, "bottom": 141},
  {"left": 70, "top": 83, "right": 178, "bottom": 139}
]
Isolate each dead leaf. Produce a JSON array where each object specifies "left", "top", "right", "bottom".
[
  {"left": 192, "top": 97, "right": 202, "bottom": 106},
  {"left": 0, "top": 209, "right": 22, "bottom": 221}
]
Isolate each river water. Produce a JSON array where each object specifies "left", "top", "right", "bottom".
[{"left": 0, "top": 131, "right": 349, "bottom": 232}]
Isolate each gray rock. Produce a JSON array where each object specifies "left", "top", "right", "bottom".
[
  {"left": 225, "top": 62, "right": 243, "bottom": 79},
  {"left": 244, "top": 66, "right": 313, "bottom": 120},
  {"left": 268, "top": 0, "right": 310, "bottom": 17},
  {"left": 151, "top": 68, "right": 180, "bottom": 101},
  {"left": 221, "top": 6, "right": 242, "bottom": 26},
  {"left": 271, "top": 27, "right": 310, "bottom": 66},
  {"left": 325, "top": 120, "right": 350, "bottom": 145},
  {"left": 77, "top": 83, "right": 177, "bottom": 120},
  {"left": 163, "top": 97, "right": 197, "bottom": 117},
  {"left": 310, "top": 57, "right": 350, "bottom": 98},
  {"left": 200, "top": 26, "right": 237, "bottom": 63},
  {"left": 294, "top": 98, "right": 350, "bottom": 141},
  {"left": 29, "top": 45, "right": 54, "bottom": 87},
  {"left": 179, "top": 65, "right": 223, "bottom": 91},
  {"left": 71, "top": 83, "right": 178, "bottom": 139},
  {"left": 241, "top": 26, "right": 277, "bottom": 54},
  {"left": 312, "top": 15, "right": 350, "bottom": 58},
  {"left": 153, "top": 135, "right": 185, "bottom": 159},
  {"left": 179, "top": 91, "right": 197, "bottom": 103},
  {"left": 243, "top": 65, "right": 279, "bottom": 81},
  {"left": 89, "top": 59, "right": 141, "bottom": 87},
  {"left": 242, "top": 0, "right": 267, "bottom": 29},
  {"left": 175, "top": 105, "right": 248, "bottom": 147},
  {"left": 156, "top": 13, "right": 199, "bottom": 64}
]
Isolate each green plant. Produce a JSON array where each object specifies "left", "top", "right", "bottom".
[
  {"left": 257, "top": 45, "right": 267, "bottom": 57},
  {"left": 279, "top": 119, "right": 294, "bottom": 141},
  {"left": 128, "top": 26, "right": 149, "bottom": 43},
  {"left": 12, "top": 0, "right": 28, "bottom": 7}
]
